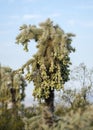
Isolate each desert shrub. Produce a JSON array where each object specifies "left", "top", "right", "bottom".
[
  {"left": 23, "top": 105, "right": 93, "bottom": 130},
  {"left": 0, "top": 110, "right": 24, "bottom": 130},
  {"left": 24, "top": 105, "right": 42, "bottom": 118}
]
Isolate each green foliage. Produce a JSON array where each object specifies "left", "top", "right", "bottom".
[
  {"left": 54, "top": 63, "right": 93, "bottom": 112},
  {"left": 70, "top": 63, "right": 93, "bottom": 90},
  {"left": 60, "top": 88, "right": 88, "bottom": 109},
  {"left": 16, "top": 18, "right": 75, "bottom": 100}
]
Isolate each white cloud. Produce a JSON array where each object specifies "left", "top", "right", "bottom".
[
  {"left": 0, "top": 30, "right": 11, "bottom": 35},
  {"left": 50, "top": 13, "right": 61, "bottom": 18},
  {"left": 78, "top": 21, "right": 93, "bottom": 28},
  {"left": 9, "top": 15, "right": 20, "bottom": 20},
  {"left": 23, "top": 0, "right": 40, "bottom": 3},
  {"left": 23, "top": 14, "right": 42, "bottom": 20},
  {"left": 8, "top": 0, "right": 15, "bottom": 3},
  {"left": 68, "top": 19, "right": 76, "bottom": 26},
  {"left": 68, "top": 19, "right": 93, "bottom": 28},
  {"left": 77, "top": 5, "right": 93, "bottom": 10},
  {"left": 25, "top": 0, "right": 34, "bottom": 2}
]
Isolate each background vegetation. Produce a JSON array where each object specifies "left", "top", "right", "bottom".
[{"left": 0, "top": 63, "right": 93, "bottom": 130}]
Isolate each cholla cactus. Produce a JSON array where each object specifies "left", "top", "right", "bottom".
[
  {"left": 0, "top": 65, "right": 26, "bottom": 111},
  {"left": 23, "top": 105, "right": 93, "bottom": 130},
  {"left": 16, "top": 18, "right": 75, "bottom": 126}
]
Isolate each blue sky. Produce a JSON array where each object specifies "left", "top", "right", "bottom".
[
  {"left": 0, "top": 0, "right": 93, "bottom": 69},
  {"left": 0, "top": 0, "right": 93, "bottom": 105}
]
